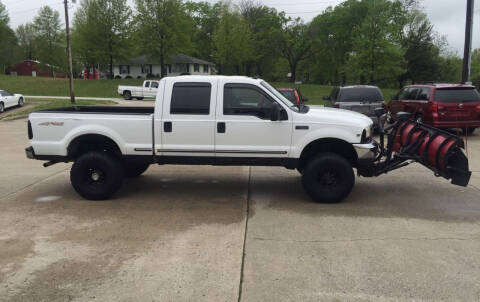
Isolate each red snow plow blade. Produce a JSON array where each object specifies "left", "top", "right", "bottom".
[{"left": 359, "top": 111, "right": 471, "bottom": 187}]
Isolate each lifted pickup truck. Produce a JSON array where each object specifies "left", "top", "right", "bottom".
[
  {"left": 117, "top": 80, "right": 160, "bottom": 100},
  {"left": 25, "top": 76, "right": 471, "bottom": 202}
]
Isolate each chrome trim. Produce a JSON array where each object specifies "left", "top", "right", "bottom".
[{"left": 353, "top": 141, "right": 377, "bottom": 159}]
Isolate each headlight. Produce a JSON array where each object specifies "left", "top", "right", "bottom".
[{"left": 361, "top": 125, "right": 373, "bottom": 143}]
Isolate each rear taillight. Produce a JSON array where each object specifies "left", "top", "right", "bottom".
[
  {"left": 429, "top": 103, "right": 438, "bottom": 113},
  {"left": 334, "top": 103, "right": 339, "bottom": 108},
  {"left": 28, "top": 120, "right": 33, "bottom": 139},
  {"left": 476, "top": 104, "right": 480, "bottom": 111}
]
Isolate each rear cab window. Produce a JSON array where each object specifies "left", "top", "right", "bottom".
[
  {"left": 434, "top": 88, "right": 480, "bottom": 103},
  {"left": 338, "top": 88, "right": 384, "bottom": 102},
  {"left": 170, "top": 82, "right": 212, "bottom": 115}
]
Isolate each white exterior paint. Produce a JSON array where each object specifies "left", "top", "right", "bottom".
[
  {"left": 113, "top": 63, "right": 213, "bottom": 79},
  {"left": 0, "top": 90, "right": 24, "bottom": 112},
  {"left": 117, "top": 80, "right": 161, "bottom": 99},
  {"left": 28, "top": 75, "right": 374, "bottom": 160}
]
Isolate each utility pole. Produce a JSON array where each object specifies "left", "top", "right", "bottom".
[
  {"left": 462, "top": 0, "right": 475, "bottom": 84},
  {"left": 64, "top": 0, "right": 76, "bottom": 104}
]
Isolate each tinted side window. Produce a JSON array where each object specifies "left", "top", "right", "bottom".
[
  {"left": 151, "top": 82, "right": 159, "bottom": 88},
  {"left": 170, "top": 82, "right": 211, "bottom": 115},
  {"left": 406, "top": 88, "right": 420, "bottom": 100},
  {"left": 338, "top": 88, "right": 383, "bottom": 102},
  {"left": 434, "top": 88, "right": 480, "bottom": 103},
  {"left": 144, "top": 81, "right": 150, "bottom": 88},
  {"left": 416, "top": 88, "right": 430, "bottom": 101},
  {"left": 224, "top": 84, "right": 275, "bottom": 119},
  {"left": 398, "top": 88, "right": 409, "bottom": 100}
]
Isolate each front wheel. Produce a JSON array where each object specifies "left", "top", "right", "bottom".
[
  {"left": 302, "top": 153, "right": 355, "bottom": 203},
  {"left": 70, "top": 152, "right": 124, "bottom": 200},
  {"left": 136, "top": 97, "right": 144, "bottom": 101},
  {"left": 123, "top": 91, "right": 132, "bottom": 100},
  {"left": 18, "top": 97, "right": 24, "bottom": 107},
  {"left": 0, "top": 102, "right": 4, "bottom": 113},
  {"left": 124, "top": 161, "right": 150, "bottom": 178}
]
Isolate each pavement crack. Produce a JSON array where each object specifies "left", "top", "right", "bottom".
[
  {"left": 237, "top": 166, "right": 251, "bottom": 302},
  {"left": 0, "top": 168, "right": 68, "bottom": 200},
  {"left": 251, "top": 236, "right": 476, "bottom": 244}
]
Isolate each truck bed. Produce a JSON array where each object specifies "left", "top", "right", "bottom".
[{"left": 35, "top": 106, "right": 154, "bottom": 115}]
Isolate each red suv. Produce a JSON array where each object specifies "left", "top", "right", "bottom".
[{"left": 387, "top": 83, "right": 480, "bottom": 134}]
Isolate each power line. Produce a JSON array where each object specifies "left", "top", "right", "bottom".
[{"left": 285, "top": 9, "right": 325, "bottom": 14}]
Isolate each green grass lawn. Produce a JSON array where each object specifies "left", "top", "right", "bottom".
[
  {"left": 0, "top": 75, "right": 399, "bottom": 105},
  {"left": 0, "top": 98, "right": 115, "bottom": 120}
]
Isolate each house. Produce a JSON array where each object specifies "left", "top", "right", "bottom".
[
  {"left": 113, "top": 53, "right": 215, "bottom": 78},
  {"left": 5, "top": 60, "right": 66, "bottom": 78}
]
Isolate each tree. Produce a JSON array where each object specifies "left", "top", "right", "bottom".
[
  {"left": 470, "top": 48, "right": 480, "bottom": 86},
  {"left": 16, "top": 23, "right": 37, "bottom": 60},
  {"left": 347, "top": 0, "right": 405, "bottom": 85},
  {"left": 213, "top": 6, "right": 254, "bottom": 75},
  {"left": 277, "top": 18, "right": 317, "bottom": 82},
  {"left": 33, "top": 6, "right": 64, "bottom": 75},
  {"left": 135, "top": 0, "right": 192, "bottom": 78},
  {"left": 72, "top": 0, "right": 96, "bottom": 75},
  {"left": 90, "top": 0, "right": 132, "bottom": 78},
  {"left": 239, "top": 0, "right": 285, "bottom": 77},
  {"left": 0, "top": 1, "right": 19, "bottom": 73}
]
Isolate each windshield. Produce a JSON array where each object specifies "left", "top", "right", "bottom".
[
  {"left": 279, "top": 91, "right": 296, "bottom": 103},
  {"left": 260, "top": 81, "right": 298, "bottom": 112},
  {"left": 434, "top": 88, "right": 480, "bottom": 103}
]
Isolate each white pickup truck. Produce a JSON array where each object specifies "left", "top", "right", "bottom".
[
  {"left": 117, "top": 80, "right": 160, "bottom": 100},
  {"left": 25, "top": 76, "right": 471, "bottom": 203}
]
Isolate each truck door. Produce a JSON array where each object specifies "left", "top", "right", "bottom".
[
  {"left": 214, "top": 81, "right": 292, "bottom": 161},
  {"left": 159, "top": 79, "right": 216, "bottom": 161},
  {"left": 147, "top": 81, "right": 159, "bottom": 97}
]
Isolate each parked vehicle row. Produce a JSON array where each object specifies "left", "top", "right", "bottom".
[{"left": 0, "top": 90, "right": 24, "bottom": 113}]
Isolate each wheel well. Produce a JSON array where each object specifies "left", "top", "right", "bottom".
[
  {"left": 68, "top": 134, "right": 122, "bottom": 159},
  {"left": 123, "top": 90, "right": 131, "bottom": 95},
  {"left": 298, "top": 138, "right": 358, "bottom": 171}
]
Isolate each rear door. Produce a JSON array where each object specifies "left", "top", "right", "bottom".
[
  {"left": 160, "top": 79, "right": 216, "bottom": 160},
  {"left": 434, "top": 88, "right": 480, "bottom": 122}
]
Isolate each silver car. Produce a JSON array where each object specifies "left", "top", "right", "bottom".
[{"left": 323, "top": 85, "right": 384, "bottom": 128}]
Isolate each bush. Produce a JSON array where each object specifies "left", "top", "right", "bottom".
[
  {"left": 146, "top": 73, "right": 155, "bottom": 79},
  {"left": 137, "top": 76, "right": 143, "bottom": 79},
  {"left": 125, "top": 75, "right": 133, "bottom": 79},
  {"left": 114, "top": 75, "right": 122, "bottom": 79}
]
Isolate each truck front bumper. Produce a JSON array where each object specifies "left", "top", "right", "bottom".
[{"left": 353, "top": 140, "right": 379, "bottom": 161}]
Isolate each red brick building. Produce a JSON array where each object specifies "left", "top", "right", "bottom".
[{"left": 6, "top": 60, "right": 66, "bottom": 78}]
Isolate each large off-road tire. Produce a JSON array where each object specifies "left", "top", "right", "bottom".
[
  {"left": 123, "top": 91, "right": 132, "bottom": 100},
  {"left": 18, "top": 97, "right": 24, "bottom": 107},
  {"left": 301, "top": 152, "right": 355, "bottom": 203},
  {"left": 124, "top": 161, "right": 150, "bottom": 178},
  {"left": 0, "top": 102, "right": 4, "bottom": 113},
  {"left": 136, "top": 97, "right": 144, "bottom": 101},
  {"left": 70, "top": 152, "right": 124, "bottom": 200}
]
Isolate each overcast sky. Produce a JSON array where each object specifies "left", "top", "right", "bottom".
[{"left": 3, "top": 0, "right": 479, "bottom": 55}]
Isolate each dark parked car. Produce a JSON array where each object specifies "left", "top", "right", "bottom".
[
  {"left": 323, "top": 85, "right": 384, "bottom": 127},
  {"left": 387, "top": 83, "right": 480, "bottom": 134},
  {"left": 277, "top": 88, "right": 307, "bottom": 104}
]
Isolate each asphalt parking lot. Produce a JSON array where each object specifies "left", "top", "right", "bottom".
[{"left": 1, "top": 118, "right": 480, "bottom": 301}]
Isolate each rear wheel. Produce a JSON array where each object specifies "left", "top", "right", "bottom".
[
  {"left": 462, "top": 127, "right": 476, "bottom": 135},
  {"left": 136, "top": 97, "right": 144, "bottom": 101},
  {"left": 0, "top": 102, "right": 4, "bottom": 113},
  {"left": 18, "top": 97, "right": 24, "bottom": 107},
  {"left": 124, "top": 161, "right": 150, "bottom": 178},
  {"left": 302, "top": 153, "right": 355, "bottom": 203},
  {"left": 70, "top": 152, "right": 124, "bottom": 200},
  {"left": 123, "top": 91, "right": 132, "bottom": 100}
]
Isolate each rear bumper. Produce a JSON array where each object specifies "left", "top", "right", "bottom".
[
  {"left": 431, "top": 120, "right": 480, "bottom": 128},
  {"left": 25, "top": 146, "right": 35, "bottom": 159}
]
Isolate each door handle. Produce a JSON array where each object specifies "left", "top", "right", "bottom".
[
  {"left": 217, "top": 122, "right": 226, "bottom": 133},
  {"left": 164, "top": 121, "right": 172, "bottom": 132}
]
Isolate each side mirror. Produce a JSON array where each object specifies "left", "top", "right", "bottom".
[
  {"left": 374, "top": 108, "right": 386, "bottom": 118},
  {"left": 397, "top": 112, "right": 411, "bottom": 122},
  {"left": 302, "top": 98, "right": 309, "bottom": 103},
  {"left": 322, "top": 96, "right": 330, "bottom": 101},
  {"left": 270, "top": 102, "right": 281, "bottom": 121}
]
